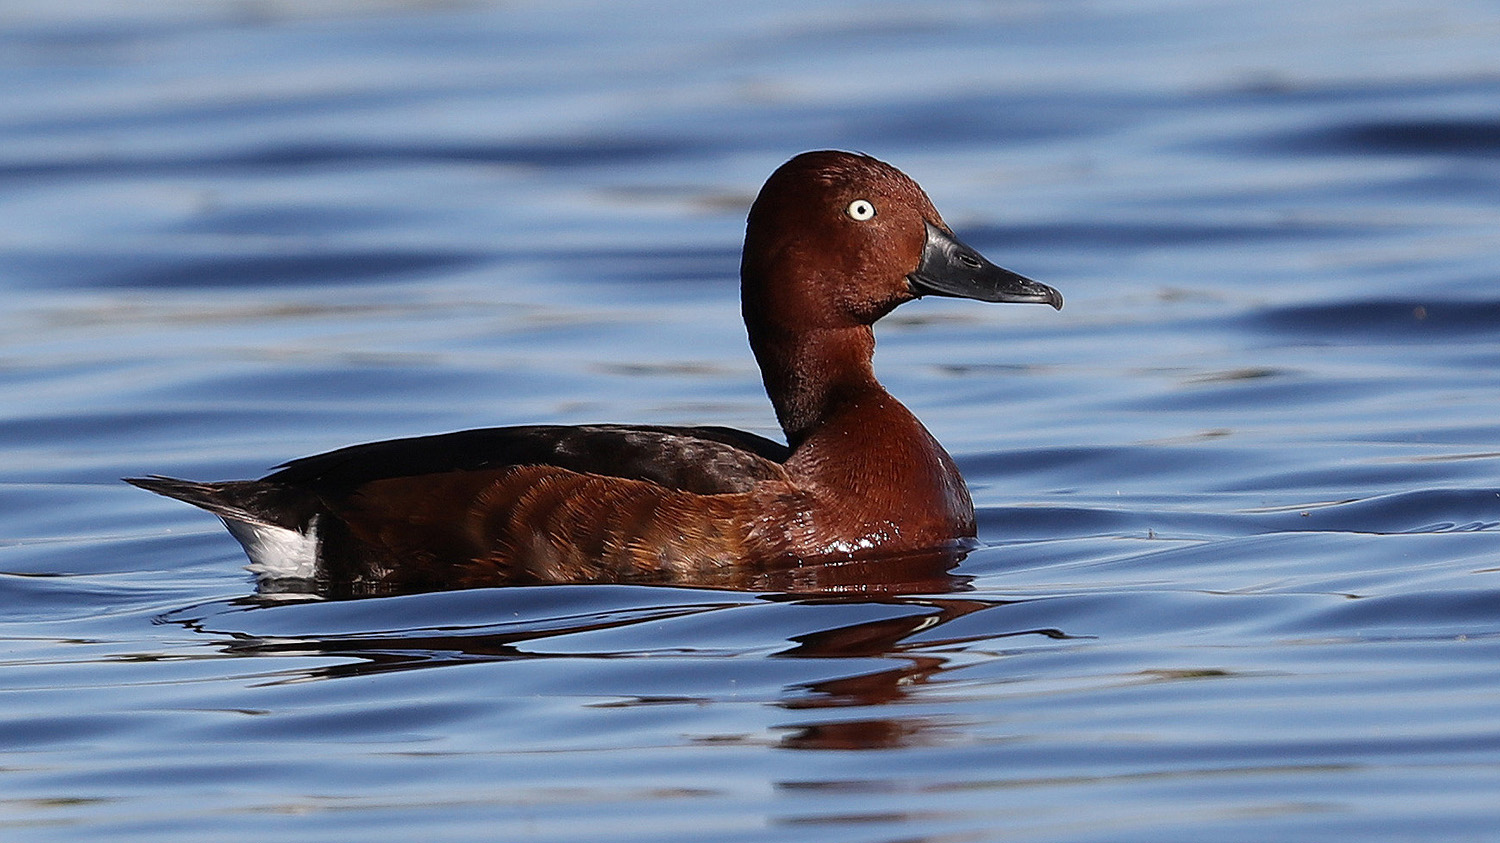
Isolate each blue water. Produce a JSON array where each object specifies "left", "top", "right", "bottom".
[{"left": 3, "top": 1, "right": 1500, "bottom": 840}]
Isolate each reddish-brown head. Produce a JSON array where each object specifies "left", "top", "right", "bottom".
[
  {"left": 742, "top": 151, "right": 936, "bottom": 331},
  {"left": 741, "top": 151, "right": 1060, "bottom": 335}
]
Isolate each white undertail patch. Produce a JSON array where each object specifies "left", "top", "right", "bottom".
[{"left": 223, "top": 515, "right": 321, "bottom": 582}]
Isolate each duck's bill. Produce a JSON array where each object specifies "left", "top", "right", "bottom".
[{"left": 907, "top": 221, "right": 1062, "bottom": 310}]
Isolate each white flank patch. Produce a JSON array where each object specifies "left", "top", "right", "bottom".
[{"left": 224, "top": 515, "right": 321, "bottom": 581}]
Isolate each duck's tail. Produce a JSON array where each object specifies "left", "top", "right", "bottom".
[
  {"left": 125, "top": 475, "right": 322, "bottom": 580},
  {"left": 124, "top": 475, "right": 302, "bottom": 530}
]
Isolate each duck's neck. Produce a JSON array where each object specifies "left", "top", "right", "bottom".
[
  {"left": 748, "top": 321, "right": 977, "bottom": 545},
  {"left": 750, "top": 323, "right": 880, "bottom": 448}
]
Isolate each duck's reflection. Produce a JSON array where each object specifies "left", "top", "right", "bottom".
[
  {"left": 771, "top": 597, "right": 1071, "bottom": 750},
  {"left": 163, "top": 545, "right": 1077, "bottom": 751}
]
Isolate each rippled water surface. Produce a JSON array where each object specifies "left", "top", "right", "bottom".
[{"left": 4, "top": 1, "right": 1500, "bottom": 840}]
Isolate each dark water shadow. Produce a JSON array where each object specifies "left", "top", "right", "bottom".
[
  {"left": 1250, "top": 298, "right": 1500, "bottom": 342},
  {"left": 22, "top": 242, "right": 739, "bottom": 291},
  {"left": 107, "top": 250, "right": 487, "bottom": 289},
  {"left": 0, "top": 138, "right": 701, "bottom": 184},
  {"left": 1263, "top": 117, "right": 1500, "bottom": 159}
]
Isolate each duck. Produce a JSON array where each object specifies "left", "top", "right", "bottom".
[{"left": 127, "top": 151, "right": 1062, "bottom": 597}]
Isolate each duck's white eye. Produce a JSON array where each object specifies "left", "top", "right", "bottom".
[{"left": 845, "top": 199, "right": 876, "bottom": 221}]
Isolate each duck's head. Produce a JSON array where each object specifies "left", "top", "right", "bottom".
[{"left": 741, "top": 150, "right": 1061, "bottom": 333}]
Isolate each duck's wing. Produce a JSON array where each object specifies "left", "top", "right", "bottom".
[
  {"left": 126, "top": 423, "right": 790, "bottom": 542},
  {"left": 264, "top": 424, "right": 790, "bottom": 495}
]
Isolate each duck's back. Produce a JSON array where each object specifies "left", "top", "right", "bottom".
[{"left": 266, "top": 424, "right": 790, "bottom": 495}]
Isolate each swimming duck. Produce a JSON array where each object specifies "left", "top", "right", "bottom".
[{"left": 128, "top": 151, "right": 1061, "bottom": 596}]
